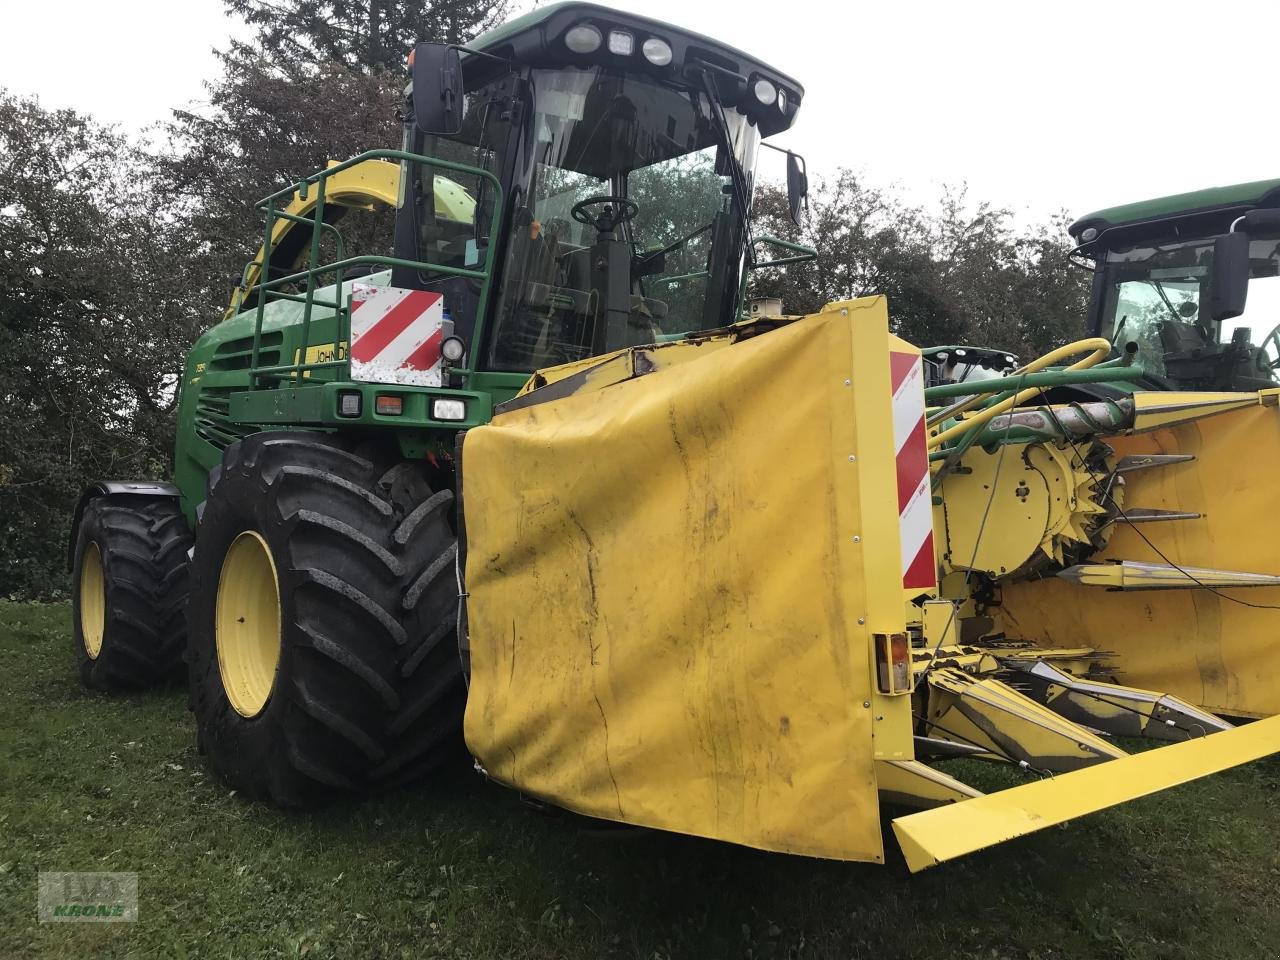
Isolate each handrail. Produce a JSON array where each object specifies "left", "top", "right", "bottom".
[
  {"left": 245, "top": 149, "right": 503, "bottom": 387},
  {"left": 256, "top": 149, "right": 501, "bottom": 209},
  {"left": 750, "top": 234, "right": 818, "bottom": 269}
]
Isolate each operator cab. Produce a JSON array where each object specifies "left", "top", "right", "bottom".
[
  {"left": 1072, "top": 180, "right": 1280, "bottom": 393},
  {"left": 392, "top": 2, "right": 805, "bottom": 374}
]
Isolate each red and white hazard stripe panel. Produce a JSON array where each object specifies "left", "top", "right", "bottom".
[
  {"left": 349, "top": 284, "right": 446, "bottom": 387},
  {"left": 890, "top": 351, "right": 937, "bottom": 592}
]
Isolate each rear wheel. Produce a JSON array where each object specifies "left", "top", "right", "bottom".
[
  {"left": 70, "top": 496, "right": 193, "bottom": 690},
  {"left": 187, "top": 431, "right": 466, "bottom": 806}
]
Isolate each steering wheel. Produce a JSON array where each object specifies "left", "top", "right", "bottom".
[
  {"left": 571, "top": 195, "right": 639, "bottom": 232},
  {"left": 1258, "top": 323, "right": 1280, "bottom": 373}
]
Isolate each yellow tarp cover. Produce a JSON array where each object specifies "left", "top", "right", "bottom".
[{"left": 460, "top": 300, "right": 906, "bottom": 861}]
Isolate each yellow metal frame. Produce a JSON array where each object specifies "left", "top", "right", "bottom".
[
  {"left": 215, "top": 531, "right": 282, "bottom": 718},
  {"left": 893, "top": 713, "right": 1280, "bottom": 871},
  {"left": 79, "top": 542, "right": 105, "bottom": 659}
]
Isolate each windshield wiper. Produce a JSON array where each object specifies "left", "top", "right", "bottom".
[
  {"left": 697, "top": 67, "right": 752, "bottom": 259},
  {"left": 1111, "top": 313, "right": 1128, "bottom": 347},
  {"left": 1144, "top": 279, "right": 1188, "bottom": 327},
  {"left": 637, "top": 221, "right": 714, "bottom": 269}
]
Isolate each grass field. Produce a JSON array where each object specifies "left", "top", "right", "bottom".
[{"left": 3, "top": 600, "right": 1280, "bottom": 959}]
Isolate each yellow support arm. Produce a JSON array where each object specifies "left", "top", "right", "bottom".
[{"left": 892, "top": 713, "right": 1280, "bottom": 872}]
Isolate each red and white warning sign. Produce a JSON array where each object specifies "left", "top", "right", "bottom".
[
  {"left": 349, "top": 284, "right": 447, "bottom": 387},
  {"left": 890, "top": 350, "right": 937, "bottom": 592}
]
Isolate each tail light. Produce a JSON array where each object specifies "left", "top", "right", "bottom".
[{"left": 875, "top": 632, "right": 911, "bottom": 695}]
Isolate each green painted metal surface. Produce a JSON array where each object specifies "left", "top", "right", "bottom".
[
  {"left": 923, "top": 365, "right": 1145, "bottom": 402},
  {"left": 1070, "top": 177, "right": 1280, "bottom": 239},
  {"left": 170, "top": 13, "right": 808, "bottom": 525}
]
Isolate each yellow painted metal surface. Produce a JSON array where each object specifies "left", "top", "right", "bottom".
[
  {"left": 998, "top": 399, "right": 1280, "bottom": 717},
  {"left": 875, "top": 760, "right": 982, "bottom": 809},
  {"left": 461, "top": 299, "right": 910, "bottom": 861},
  {"left": 512, "top": 320, "right": 776, "bottom": 400},
  {"left": 893, "top": 713, "right": 1280, "bottom": 872},
  {"left": 937, "top": 445, "right": 1048, "bottom": 577},
  {"left": 924, "top": 668, "right": 1126, "bottom": 771},
  {"left": 79, "top": 542, "right": 105, "bottom": 659},
  {"left": 215, "top": 531, "right": 282, "bottom": 718},
  {"left": 1131, "top": 391, "right": 1266, "bottom": 432}
]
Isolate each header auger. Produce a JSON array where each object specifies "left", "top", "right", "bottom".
[{"left": 68, "top": 1, "right": 1280, "bottom": 873}]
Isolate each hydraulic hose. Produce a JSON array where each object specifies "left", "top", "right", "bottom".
[{"left": 926, "top": 338, "right": 1111, "bottom": 451}]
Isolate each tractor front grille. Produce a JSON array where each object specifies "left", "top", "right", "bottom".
[{"left": 194, "top": 387, "right": 257, "bottom": 450}]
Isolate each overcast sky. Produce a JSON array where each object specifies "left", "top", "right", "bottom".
[{"left": 5, "top": 0, "right": 1278, "bottom": 226}]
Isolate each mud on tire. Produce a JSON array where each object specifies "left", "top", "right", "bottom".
[
  {"left": 186, "top": 431, "right": 466, "bottom": 806},
  {"left": 71, "top": 496, "right": 193, "bottom": 691}
]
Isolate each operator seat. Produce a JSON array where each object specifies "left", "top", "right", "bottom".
[{"left": 559, "top": 239, "right": 667, "bottom": 348}]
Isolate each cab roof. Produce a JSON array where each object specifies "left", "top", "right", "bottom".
[
  {"left": 464, "top": 2, "right": 804, "bottom": 138},
  {"left": 1070, "top": 177, "right": 1280, "bottom": 243}
]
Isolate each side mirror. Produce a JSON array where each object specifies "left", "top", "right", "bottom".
[
  {"left": 1241, "top": 207, "right": 1280, "bottom": 234},
  {"left": 411, "top": 42, "right": 463, "bottom": 135},
  {"left": 1211, "top": 230, "right": 1250, "bottom": 322},
  {"left": 786, "top": 152, "right": 809, "bottom": 227},
  {"left": 1211, "top": 207, "right": 1280, "bottom": 322}
]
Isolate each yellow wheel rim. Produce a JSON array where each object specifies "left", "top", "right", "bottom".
[
  {"left": 79, "top": 542, "right": 106, "bottom": 659},
  {"left": 216, "top": 531, "right": 282, "bottom": 718}
]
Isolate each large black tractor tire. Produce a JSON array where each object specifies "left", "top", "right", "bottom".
[
  {"left": 186, "top": 431, "right": 466, "bottom": 806},
  {"left": 70, "top": 496, "right": 193, "bottom": 690}
]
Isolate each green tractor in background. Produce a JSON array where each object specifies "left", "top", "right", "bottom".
[
  {"left": 68, "top": 2, "right": 812, "bottom": 805},
  {"left": 1066, "top": 179, "right": 1280, "bottom": 394},
  {"left": 925, "top": 179, "right": 1280, "bottom": 397}
]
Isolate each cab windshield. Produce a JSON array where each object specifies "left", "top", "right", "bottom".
[
  {"left": 411, "top": 65, "right": 760, "bottom": 373},
  {"left": 1098, "top": 233, "right": 1280, "bottom": 390}
]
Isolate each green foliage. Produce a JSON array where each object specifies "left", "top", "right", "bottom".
[
  {"left": 750, "top": 171, "right": 1090, "bottom": 361},
  {"left": 225, "top": 0, "right": 514, "bottom": 73},
  {"left": 156, "top": 0, "right": 513, "bottom": 344},
  {"left": 0, "top": 93, "right": 203, "bottom": 597},
  {"left": 5, "top": 600, "right": 1280, "bottom": 959}
]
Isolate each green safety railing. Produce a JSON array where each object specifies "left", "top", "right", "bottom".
[
  {"left": 245, "top": 149, "right": 503, "bottom": 386},
  {"left": 733, "top": 234, "right": 818, "bottom": 318}
]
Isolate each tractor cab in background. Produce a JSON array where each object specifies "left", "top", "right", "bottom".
[{"left": 1070, "top": 179, "right": 1280, "bottom": 393}]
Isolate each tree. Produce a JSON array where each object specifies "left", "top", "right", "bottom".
[
  {"left": 0, "top": 92, "right": 205, "bottom": 596},
  {"left": 749, "top": 171, "right": 1089, "bottom": 361},
  {"left": 224, "top": 0, "right": 514, "bottom": 73},
  {"left": 163, "top": 0, "right": 514, "bottom": 331}
]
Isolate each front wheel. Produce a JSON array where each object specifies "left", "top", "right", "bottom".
[{"left": 186, "top": 432, "right": 466, "bottom": 806}]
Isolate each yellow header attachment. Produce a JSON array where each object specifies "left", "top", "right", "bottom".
[
  {"left": 455, "top": 303, "right": 1280, "bottom": 872},
  {"left": 460, "top": 298, "right": 912, "bottom": 862}
]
